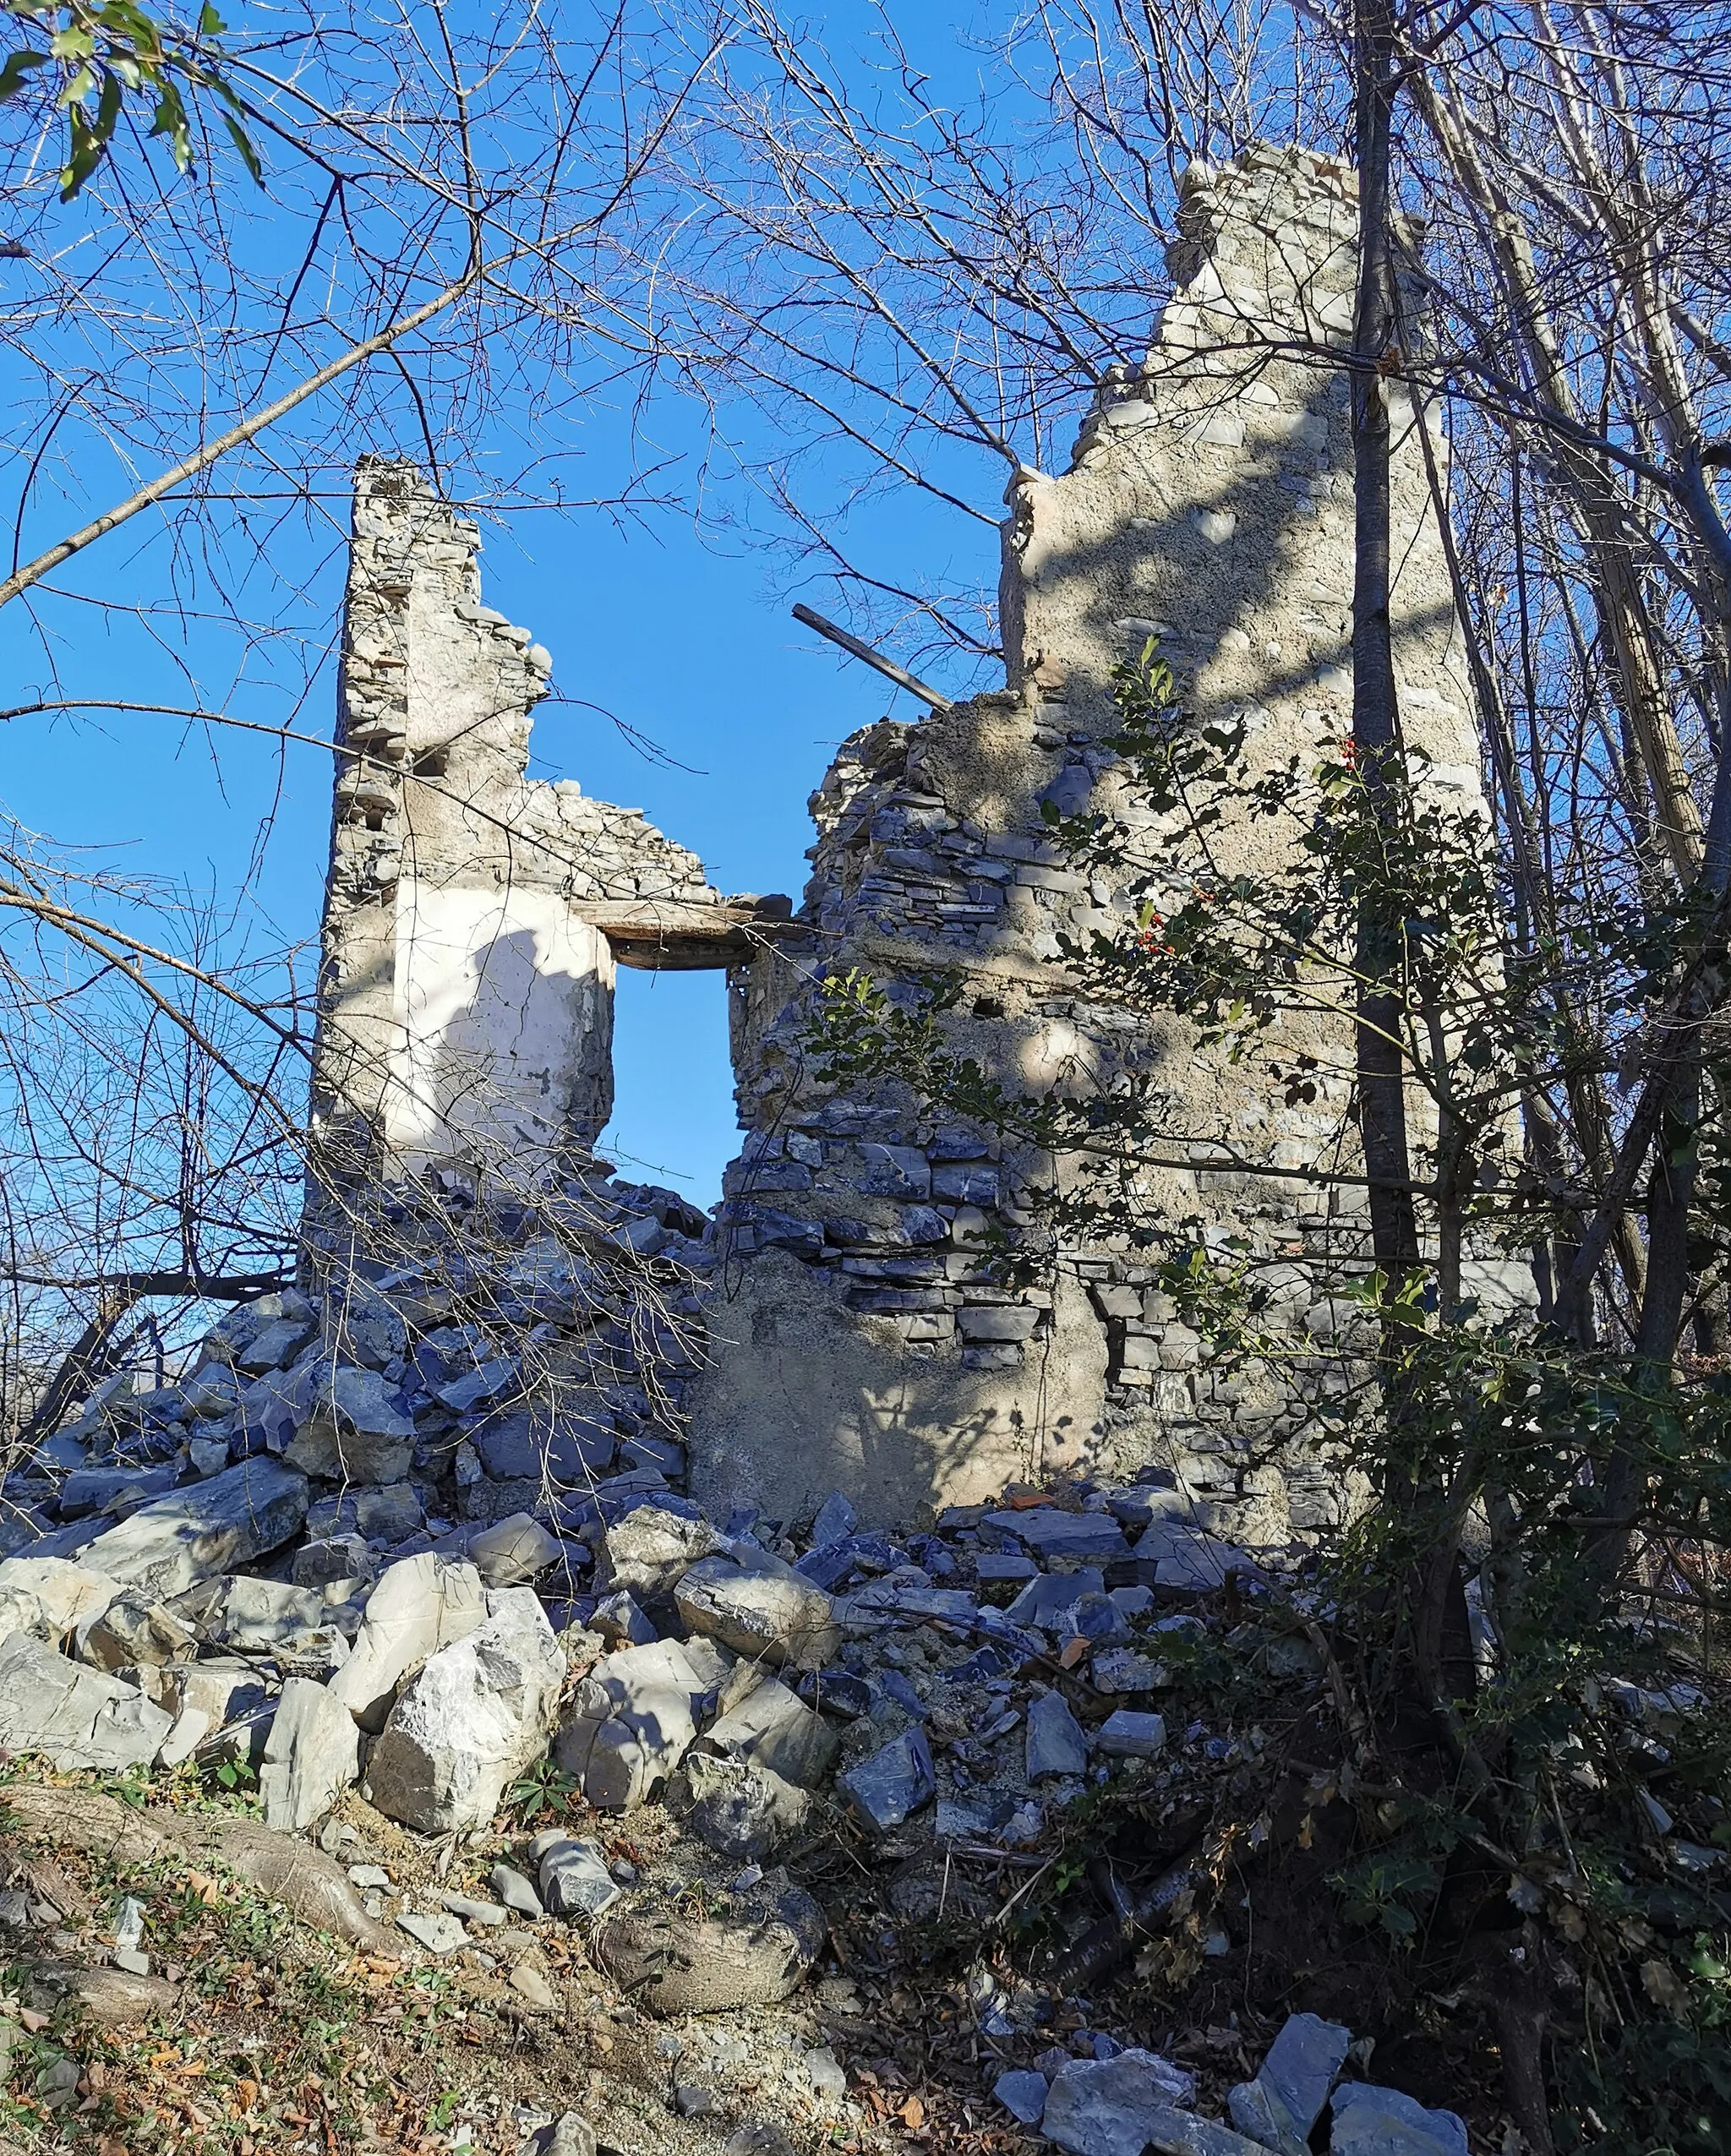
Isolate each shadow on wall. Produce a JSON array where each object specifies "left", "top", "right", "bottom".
[
  {"left": 691, "top": 355, "right": 1484, "bottom": 1529},
  {"left": 385, "top": 900, "right": 614, "bottom": 1179}
]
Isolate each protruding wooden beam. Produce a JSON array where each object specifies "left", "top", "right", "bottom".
[{"left": 792, "top": 603, "right": 952, "bottom": 712}]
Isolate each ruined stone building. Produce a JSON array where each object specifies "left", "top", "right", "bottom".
[{"left": 311, "top": 145, "right": 1529, "bottom": 1536}]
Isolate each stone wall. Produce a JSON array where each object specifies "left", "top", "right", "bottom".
[
  {"left": 688, "top": 145, "right": 1529, "bottom": 1533},
  {"left": 311, "top": 460, "right": 733, "bottom": 1189}
]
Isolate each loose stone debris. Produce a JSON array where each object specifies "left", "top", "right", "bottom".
[{"left": 0, "top": 1260, "right": 1467, "bottom": 2153}]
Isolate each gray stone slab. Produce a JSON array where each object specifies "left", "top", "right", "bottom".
[
  {"left": 0, "top": 1633, "right": 173, "bottom": 1770},
  {"left": 1042, "top": 2051, "right": 1198, "bottom": 2156},
  {"left": 78, "top": 1457, "right": 309, "bottom": 1599},
  {"left": 1007, "top": 1567, "right": 1106, "bottom": 1629},
  {"left": 259, "top": 1675, "right": 360, "bottom": 1833},
  {"left": 534, "top": 1834, "right": 620, "bottom": 1919},
  {"left": 1229, "top": 2012, "right": 1351, "bottom": 2156},
  {"left": 986, "top": 1509, "right": 1132, "bottom": 1562},
  {"left": 1329, "top": 2082, "right": 1468, "bottom": 2156},
  {"left": 1026, "top": 1689, "right": 1091, "bottom": 1778},
  {"left": 1096, "top": 1710, "right": 1166, "bottom": 1759},
  {"left": 994, "top": 2070, "right": 1048, "bottom": 2126},
  {"left": 489, "top": 1861, "right": 543, "bottom": 1918},
  {"left": 674, "top": 1550, "right": 838, "bottom": 1670},
  {"left": 836, "top": 1726, "right": 935, "bottom": 1832}
]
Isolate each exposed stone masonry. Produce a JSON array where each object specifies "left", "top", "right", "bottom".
[{"left": 689, "top": 145, "right": 1530, "bottom": 1532}]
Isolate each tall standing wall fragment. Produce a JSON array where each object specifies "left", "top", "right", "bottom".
[
  {"left": 310, "top": 460, "right": 727, "bottom": 1195},
  {"left": 691, "top": 145, "right": 1529, "bottom": 1533}
]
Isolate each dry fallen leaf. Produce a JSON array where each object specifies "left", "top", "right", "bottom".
[
  {"left": 901, "top": 2096, "right": 926, "bottom": 2129},
  {"left": 1641, "top": 1958, "right": 1689, "bottom": 2016}
]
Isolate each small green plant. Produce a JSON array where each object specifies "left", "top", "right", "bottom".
[{"left": 506, "top": 1757, "right": 579, "bottom": 1826}]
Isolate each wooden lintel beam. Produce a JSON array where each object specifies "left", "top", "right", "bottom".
[{"left": 575, "top": 894, "right": 806, "bottom": 972}]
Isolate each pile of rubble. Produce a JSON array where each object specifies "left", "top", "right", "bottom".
[{"left": 0, "top": 1207, "right": 1472, "bottom": 2155}]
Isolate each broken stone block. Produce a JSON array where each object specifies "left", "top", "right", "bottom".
[
  {"left": 77, "top": 1457, "right": 309, "bottom": 1599},
  {"left": 0, "top": 1634, "right": 174, "bottom": 1771},
  {"left": 236, "top": 1315, "right": 317, "bottom": 1374},
  {"left": 986, "top": 1509, "right": 1131, "bottom": 1563},
  {"left": 552, "top": 1638, "right": 705, "bottom": 1809},
  {"left": 0, "top": 1557, "right": 121, "bottom": 1643},
  {"left": 489, "top": 1861, "right": 543, "bottom": 1918},
  {"left": 285, "top": 1368, "right": 415, "bottom": 1485},
  {"left": 322, "top": 1277, "right": 408, "bottom": 1370},
  {"left": 674, "top": 1550, "right": 838, "bottom": 1670},
  {"left": 1041, "top": 2051, "right": 1198, "bottom": 2156},
  {"left": 75, "top": 1596, "right": 199, "bottom": 1673},
  {"left": 994, "top": 2070, "right": 1049, "bottom": 2126},
  {"left": 592, "top": 1881, "right": 827, "bottom": 2015},
  {"left": 670, "top": 1751, "right": 811, "bottom": 1861},
  {"left": 396, "top": 1908, "right": 467, "bottom": 1954},
  {"left": 1328, "top": 2083, "right": 1467, "bottom": 2156},
  {"left": 57, "top": 1465, "right": 178, "bottom": 1520},
  {"left": 467, "top": 1513, "right": 563, "bottom": 1588},
  {"left": 532, "top": 1832, "right": 620, "bottom": 1919},
  {"left": 327, "top": 1553, "right": 487, "bottom": 1732},
  {"left": 1228, "top": 2012, "right": 1351, "bottom": 2156},
  {"left": 594, "top": 1504, "right": 723, "bottom": 1599},
  {"left": 1091, "top": 1647, "right": 1167, "bottom": 1693},
  {"left": 810, "top": 1492, "right": 859, "bottom": 1549},
  {"left": 365, "top": 1587, "right": 563, "bottom": 1833},
  {"left": 1096, "top": 1710, "right": 1166, "bottom": 1759},
  {"left": 836, "top": 1726, "right": 936, "bottom": 1832},
  {"left": 1132, "top": 1517, "right": 1259, "bottom": 1591},
  {"left": 1025, "top": 1689, "right": 1090, "bottom": 1779},
  {"left": 1007, "top": 1568, "right": 1105, "bottom": 1629},
  {"left": 193, "top": 1576, "right": 351, "bottom": 1664},
  {"left": 168, "top": 1657, "right": 271, "bottom": 1737},
  {"left": 698, "top": 1676, "right": 838, "bottom": 1789},
  {"left": 590, "top": 1591, "right": 658, "bottom": 1648},
  {"left": 156, "top": 1705, "right": 210, "bottom": 1766},
  {"left": 306, "top": 1483, "right": 424, "bottom": 1544},
  {"left": 259, "top": 1675, "right": 361, "bottom": 1833},
  {"left": 292, "top": 1533, "right": 375, "bottom": 1591}
]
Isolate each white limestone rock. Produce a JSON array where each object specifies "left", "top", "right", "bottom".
[
  {"left": 467, "top": 1512, "right": 563, "bottom": 1588},
  {"left": 365, "top": 1587, "right": 563, "bottom": 1833},
  {"left": 0, "top": 1632, "right": 173, "bottom": 1771},
  {"left": 674, "top": 1550, "right": 838, "bottom": 1671},
  {"left": 595, "top": 1504, "right": 724, "bottom": 1598},
  {"left": 259, "top": 1674, "right": 361, "bottom": 1833},
  {"left": 76, "top": 1458, "right": 309, "bottom": 1599},
  {"left": 327, "top": 1553, "right": 486, "bottom": 1732},
  {"left": 696, "top": 1675, "right": 838, "bottom": 1789},
  {"left": 0, "top": 1557, "right": 121, "bottom": 1644},
  {"left": 552, "top": 1637, "right": 707, "bottom": 1810}
]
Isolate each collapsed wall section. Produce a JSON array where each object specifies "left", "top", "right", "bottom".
[{"left": 692, "top": 145, "right": 1527, "bottom": 1533}]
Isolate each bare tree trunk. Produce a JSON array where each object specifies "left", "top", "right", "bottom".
[{"left": 1351, "top": 0, "right": 1421, "bottom": 1302}]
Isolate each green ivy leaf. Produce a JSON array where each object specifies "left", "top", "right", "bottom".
[{"left": 0, "top": 44, "right": 48, "bottom": 96}]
